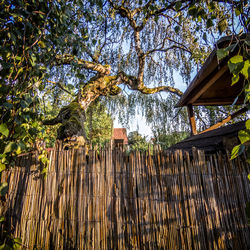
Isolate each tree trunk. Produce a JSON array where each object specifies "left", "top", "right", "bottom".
[{"left": 43, "top": 75, "right": 121, "bottom": 142}]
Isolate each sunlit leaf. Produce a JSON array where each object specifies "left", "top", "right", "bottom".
[
  {"left": 231, "top": 74, "right": 239, "bottom": 85},
  {"left": 230, "top": 55, "right": 243, "bottom": 64},
  {"left": 0, "top": 243, "right": 6, "bottom": 249},
  {"left": 4, "top": 142, "right": 17, "bottom": 154},
  {"left": 0, "top": 163, "right": 6, "bottom": 173},
  {"left": 238, "top": 130, "right": 250, "bottom": 144},
  {"left": 228, "top": 55, "right": 244, "bottom": 74},
  {"left": 246, "top": 120, "right": 250, "bottom": 130},
  {"left": 241, "top": 60, "right": 250, "bottom": 79},
  {"left": 231, "top": 144, "right": 245, "bottom": 160},
  {"left": 0, "top": 123, "right": 9, "bottom": 137}
]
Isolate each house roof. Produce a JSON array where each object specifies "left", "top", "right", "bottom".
[
  {"left": 176, "top": 34, "right": 247, "bottom": 107},
  {"left": 169, "top": 120, "right": 245, "bottom": 153},
  {"left": 112, "top": 128, "right": 128, "bottom": 144}
]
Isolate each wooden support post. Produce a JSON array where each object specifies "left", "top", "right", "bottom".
[{"left": 187, "top": 104, "right": 197, "bottom": 135}]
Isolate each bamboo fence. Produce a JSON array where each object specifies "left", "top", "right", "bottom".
[{"left": 0, "top": 147, "right": 250, "bottom": 249}]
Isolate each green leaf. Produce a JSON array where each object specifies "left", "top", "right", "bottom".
[
  {"left": 218, "top": 19, "right": 228, "bottom": 34},
  {"left": 4, "top": 142, "right": 17, "bottom": 154},
  {"left": 231, "top": 74, "right": 239, "bottom": 85},
  {"left": 248, "top": 174, "right": 250, "bottom": 181},
  {"left": 246, "top": 120, "right": 250, "bottom": 130},
  {"left": 235, "top": 8, "right": 241, "bottom": 16},
  {"left": 3, "top": 102, "right": 13, "bottom": 109},
  {"left": 17, "top": 67, "right": 23, "bottom": 76},
  {"left": 206, "top": 18, "right": 213, "bottom": 28},
  {"left": 217, "top": 48, "right": 228, "bottom": 60},
  {"left": 38, "top": 40, "right": 46, "bottom": 48},
  {"left": 16, "top": 145, "right": 22, "bottom": 155},
  {"left": 238, "top": 130, "right": 250, "bottom": 144},
  {"left": 174, "top": 26, "right": 180, "bottom": 33},
  {"left": 240, "top": 60, "right": 250, "bottom": 79},
  {"left": 0, "top": 182, "right": 8, "bottom": 196},
  {"left": 231, "top": 144, "right": 245, "bottom": 160},
  {"left": 0, "top": 243, "right": 6, "bottom": 250},
  {"left": 0, "top": 123, "right": 9, "bottom": 137},
  {"left": 0, "top": 163, "right": 6, "bottom": 173},
  {"left": 228, "top": 56, "right": 244, "bottom": 74},
  {"left": 230, "top": 55, "right": 243, "bottom": 64},
  {"left": 20, "top": 100, "right": 27, "bottom": 108},
  {"left": 188, "top": 5, "right": 198, "bottom": 17},
  {"left": 13, "top": 238, "right": 22, "bottom": 245}
]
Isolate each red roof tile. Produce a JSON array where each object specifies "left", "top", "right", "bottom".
[{"left": 112, "top": 128, "right": 128, "bottom": 144}]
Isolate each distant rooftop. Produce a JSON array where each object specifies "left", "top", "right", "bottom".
[{"left": 112, "top": 128, "right": 128, "bottom": 144}]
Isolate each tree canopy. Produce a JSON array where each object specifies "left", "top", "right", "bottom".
[{"left": 0, "top": 0, "right": 249, "bottom": 153}]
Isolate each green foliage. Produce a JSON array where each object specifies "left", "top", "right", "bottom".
[
  {"left": 153, "top": 131, "right": 189, "bottom": 149},
  {"left": 0, "top": 124, "right": 9, "bottom": 137},
  {"left": 128, "top": 131, "right": 149, "bottom": 152},
  {"left": 0, "top": 0, "right": 248, "bottom": 241},
  {"left": 85, "top": 101, "right": 113, "bottom": 146},
  {"left": 228, "top": 37, "right": 250, "bottom": 160}
]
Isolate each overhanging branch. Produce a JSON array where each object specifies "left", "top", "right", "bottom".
[
  {"left": 118, "top": 71, "right": 183, "bottom": 97},
  {"left": 54, "top": 54, "right": 111, "bottom": 75}
]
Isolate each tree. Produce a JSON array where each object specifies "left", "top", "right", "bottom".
[
  {"left": 153, "top": 130, "right": 189, "bottom": 149},
  {"left": 0, "top": 0, "right": 249, "bottom": 150},
  {"left": 34, "top": 0, "right": 249, "bottom": 142},
  {"left": 128, "top": 131, "right": 149, "bottom": 151},
  {"left": 85, "top": 100, "right": 113, "bottom": 146}
]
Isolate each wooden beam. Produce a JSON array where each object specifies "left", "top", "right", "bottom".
[
  {"left": 187, "top": 104, "right": 197, "bottom": 135},
  {"left": 192, "top": 96, "right": 245, "bottom": 106},
  {"left": 199, "top": 106, "right": 248, "bottom": 134},
  {"left": 188, "top": 64, "right": 228, "bottom": 104}
]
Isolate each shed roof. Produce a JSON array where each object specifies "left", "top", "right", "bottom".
[
  {"left": 169, "top": 120, "right": 246, "bottom": 153},
  {"left": 176, "top": 34, "right": 247, "bottom": 107},
  {"left": 112, "top": 128, "right": 128, "bottom": 144}
]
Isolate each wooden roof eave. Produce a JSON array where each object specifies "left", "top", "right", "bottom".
[
  {"left": 176, "top": 49, "right": 218, "bottom": 107},
  {"left": 176, "top": 34, "right": 247, "bottom": 108}
]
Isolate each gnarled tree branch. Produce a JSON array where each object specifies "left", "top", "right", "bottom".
[
  {"left": 118, "top": 71, "right": 183, "bottom": 97},
  {"left": 54, "top": 54, "right": 111, "bottom": 75}
]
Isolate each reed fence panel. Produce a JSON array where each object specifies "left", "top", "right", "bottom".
[{"left": 0, "top": 147, "right": 249, "bottom": 249}]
